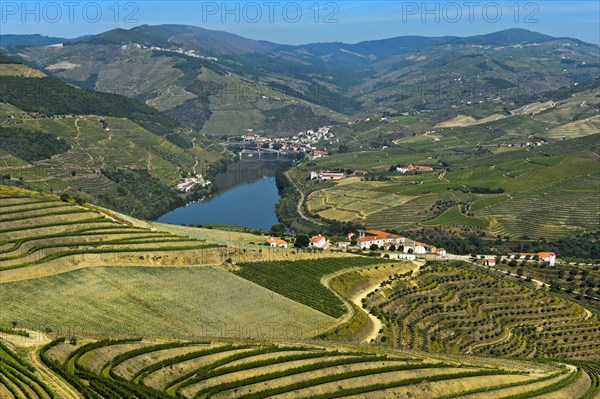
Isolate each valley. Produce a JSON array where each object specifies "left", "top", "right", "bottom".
[{"left": 0, "top": 20, "right": 599, "bottom": 399}]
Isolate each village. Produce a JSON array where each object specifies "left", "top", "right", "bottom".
[
  {"left": 121, "top": 43, "right": 219, "bottom": 61},
  {"left": 234, "top": 126, "right": 336, "bottom": 160},
  {"left": 265, "top": 229, "right": 557, "bottom": 266}
]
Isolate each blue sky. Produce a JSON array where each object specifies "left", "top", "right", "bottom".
[{"left": 2, "top": 1, "right": 599, "bottom": 44}]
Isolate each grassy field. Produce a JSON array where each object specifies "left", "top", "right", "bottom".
[
  {"left": 365, "top": 261, "right": 600, "bottom": 361},
  {"left": 0, "top": 266, "right": 334, "bottom": 340},
  {"left": 421, "top": 205, "right": 490, "bottom": 228},
  {"left": 2, "top": 334, "right": 589, "bottom": 399}
]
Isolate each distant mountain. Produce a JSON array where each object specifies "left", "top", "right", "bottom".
[
  {"left": 451, "top": 28, "right": 555, "bottom": 46},
  {"left": 3, "top": 26, "right": 598, "bottom": 134},
  {"left": 0, "top": 34, "right": 69, "bottom": 47},
  {"left": 74, "top": 24, "right": 277, "bottom": 55}
]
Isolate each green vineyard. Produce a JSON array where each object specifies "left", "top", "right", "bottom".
[{"left": 234, "top": 257, "right": 391, "bottom": 318}]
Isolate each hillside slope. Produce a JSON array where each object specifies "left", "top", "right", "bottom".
[
  {"left": 5, "top": 27, "right": 598, "bottom": 132},
  {"left": 0, "top": 53, "right": 225, "bottom": 219},
  {"left": 1, "top": 334, "right": 591, "bottom": 399}
]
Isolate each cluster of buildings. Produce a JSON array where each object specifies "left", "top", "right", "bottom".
[
  {"left": 121, "top": 43, "right": 218, "bottom": 61},
  {"left": 238, "top": 126, "right": 336, "bottom": 159},
  {"left": 506, "top": 139, "right": 548, "bottom": 148},
  {"left": 265, "top": 229, "right": 448, "bottom": 258},
  {"left": 309, "top": 169, "right": 368, "bottom": 181},
  {"left": 484, "top": 252, "right": 557, "bottom": 267},
  {"left": 354, "top": 230, "right": 445, "bottom": 256},
  {"left": 469, "top": 43, "right": 542, "bottom": 51},
  {"left": 176, "top": 174, "right": 211, "bottom": 192},
  {"left": 265, "top": 229, "right": 559, "bottom": 267}
]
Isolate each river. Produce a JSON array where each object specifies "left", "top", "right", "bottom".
[{"left": 156, "top": 161, "right": 283, "bottom": 231}]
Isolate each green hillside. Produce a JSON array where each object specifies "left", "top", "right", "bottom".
[
  {"left": 286, "top": 78, "right": 600, "bottom": 247},
  {"left": 0, "top": 53, "right": 225, "bottom": 219}
]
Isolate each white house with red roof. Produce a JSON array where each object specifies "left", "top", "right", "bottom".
[
  {"left": 413, "top": 242, "right": 427, "bottom": 254},
  {"left": 309, "top": 235, "right": 327, "bottom": 249},
  {"left": 357, "top": 230, "right": 404, "bottom": 249},
  {"left": 436, "top": 248, "right": 447, "bottom": 257},
  {"left": 485, "top": 258, "right": 496, "bottom": 267},
  {"left": 538, "top": 252, "right": 556, "bottom": 266},
  {"left": 266, "top": 238, "right": 288, "bottom": 248}
]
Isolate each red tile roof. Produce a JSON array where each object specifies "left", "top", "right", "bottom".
[
  {"left": 538, "top": 252, "right": 555, "bottom": 257},
  {"left": 359, "top": 236, "right": 385, "bottom": 242},
  {"left": 267, "top": 238, "right": 287, "bottom": 245},
  {"left": 310, "top": 235, "right": 325, "bottom": 243}
]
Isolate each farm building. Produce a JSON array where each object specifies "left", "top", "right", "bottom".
[
  {"left": 310, "top": 171, "right": 344, "bottom": 180},
  {"left": 509, "top": 252, "right": 556, "bottom": 266},
  {"left": 337, "top": 241, "right": 350, "bottom": 250},
  {"left": 485, "top": 258, "right": 496, "bottom": 267},
  {"left": 396, "top": 164, "right": 434, "bottom": 173},
  {"left": 266, "top": 238, "right": 288, "bottom": 248},
  {"left": 309, "top": 235, "right": 327, "bottom": 249},
  {"left": 357, "top": 229, "right": 404, "bottom": 249},
  {"left": 538, "top": 252, "right": 556, "bottom": 266},
  {"left": 436, "top": 248, "right": 447, "bottom": 257},
  {"left": 414, "top": 242, "right": 427, "bottom": 254}
]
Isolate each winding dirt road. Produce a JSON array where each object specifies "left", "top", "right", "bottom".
[
  {"left": 319, "top": 261, "right": 423, "bottom": 344},
  {"left": 284, "top": 169, "right": 324, "bottom": 226},
  {"left": 351, "top": 281, "right": 383, "bottom": 343},
  {"left": 27, "top": 335, "right": 83, "bottom": 399}
]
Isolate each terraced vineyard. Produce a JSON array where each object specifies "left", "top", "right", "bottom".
[
  {"left": 0, "top": 186, "right": 221, "bottom": 276},
  {"left": 0, "top": 340, "right": 56, "bottom": 399},
  {"left": 365, "top": 262, "right": 600, "bottom": 361},
  {"left": 365, "top": 193, "right": 449, "bottom": 230},
  {"left": 25, "top": 336, "right": 596, "bottom": 399},
  {"left": 475, "top": 190, "right": 600, "bottom": 239},
  {"left": 306, "top": 184, "right": 415, "bottom": 223}
]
